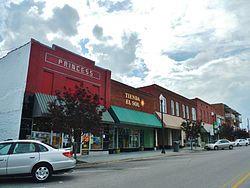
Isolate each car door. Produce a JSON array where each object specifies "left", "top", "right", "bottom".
[
  {"left": 0, "top": 142, "right": 12, "bottom": 175},
  {"left": 7, "top": 142, "right": 39, "bottom": 175},
  {"left": 220, "top": 140, "right": 228, "bottom": 149}
]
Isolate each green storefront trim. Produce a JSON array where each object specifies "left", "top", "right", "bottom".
[
  {"left": 109, "top": 105, "right": 161, "bottom": 128},
  {"left": 144, "top": 128, "right": 154, "bottom": 148}
]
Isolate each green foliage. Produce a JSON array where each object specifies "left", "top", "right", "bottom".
[
  {"left": 47, "top": 84, "right": 104, "bottom": 136},
  {"left": 218, "top": 123, "right": 234, "bottom": 141},
  {"left": 181, "top": 120, "right": 202, "bottom": 141}
]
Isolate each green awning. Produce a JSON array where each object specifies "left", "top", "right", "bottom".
[
  {"left": 33, "top": 93, "right": 56, "bottom": 117},
  {"left": 98, "top": 106, "right": 115, "bottom": 124},
  {"left": 32, "top": 93, "right": 114, "bottom": 123},
  {"left": 109, "top": 106, "right": 161, "bottom": 128}
]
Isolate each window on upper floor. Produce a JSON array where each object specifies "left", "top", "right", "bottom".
[
  {"left": 192, "top": 107, "right": 197, "bottom": 121},
  {"left": 176, "top": 102, "right": 180, "bottom": 117},
  {"left": 186, "top": 106, "right": 190, "bottom": 119},
  {"left": 182, "top": 104, "right": 186, "bottom": 118},
  {"left": 159, "top": 95, "right": 167, "bottom": 113},
  {"left": 171, "top": 100, "right": 175, "bottom": 115}
]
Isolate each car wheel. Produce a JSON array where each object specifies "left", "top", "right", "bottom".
[
  {"left": 32, "top": 163, "right": 52, "bottom": 183},
  {"left": 246, "top": 143, "right": 248, "bottom": 146},
  {"left": 214, "top": 146, "right": 219, "bottom": 150},
  {"left": 229, "top": 145, "right": 233, "bottom": 150}
]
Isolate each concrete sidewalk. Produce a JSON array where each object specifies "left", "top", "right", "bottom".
[{"left": 75, "top": 147, "right": 204, "bottom": 167}]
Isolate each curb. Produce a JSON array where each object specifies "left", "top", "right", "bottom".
[{"left": 74, "top": 149, "right": 205, "bottom": 169}]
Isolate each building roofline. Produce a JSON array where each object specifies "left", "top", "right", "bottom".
[
  {"left": 212, "top": 103, "right": 241, "bottom": 115},
  {"left": 139, "top": 84, "right": 195, "bottom": 104},
  {"left": 192, "top": 97, "right": 213, "bottom": 106},
  {"left": 30, "top": 38, "right": 111, "bottom": 73},
  {"left": 0, "top": 41, "right": 31, "bottom": 61},
  {"left": 111, "top": 79, "right": 155, "bottom": 98}
]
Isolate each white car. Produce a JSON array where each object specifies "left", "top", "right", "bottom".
[
  {"left": 234, "top": 139, "right": 249, "bottom": 146},
  {"left": 0, "top": 140, "right": 76, "bottom": 182},
  {"left": 204, "top": 139, "right": 234, "bottom": 150}
]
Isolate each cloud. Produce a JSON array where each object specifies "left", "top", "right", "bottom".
[
  {"left": 90, "top": 31, "right": 147, "bottom": 78},
  {"left": 92, "top": 24, "right": 112, "bottom": 41},
  {"left": 47, "top": 4, "right": 79, "bottom": 36},
  {"left": 97, "top": 0, "right": 132, "bottom": 13},
  {"left": 0, "top": 0, "right": 80, "bottom": 56}
]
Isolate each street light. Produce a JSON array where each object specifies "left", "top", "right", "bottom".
[
  {"left": 211, "top": 112, "right": 216, "bottom": 142},
  {"left": 159, "top": 94, "right": 166, "bottom": 154}
]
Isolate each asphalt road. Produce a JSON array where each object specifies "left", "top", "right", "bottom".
[{"left": 1, "top": 146, "right": 250, "bottom": 188}]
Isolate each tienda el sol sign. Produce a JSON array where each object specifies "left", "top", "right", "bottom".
[
  {"left": 45, "top": 53, "right": 101, "bottom": 80},
  {"left": 125, "top": 92, "right": 145, "bottom": 108}
]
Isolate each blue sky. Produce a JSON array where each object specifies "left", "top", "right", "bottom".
[{"left": 0, "top": 0, "right": 250, "bottom": 128}]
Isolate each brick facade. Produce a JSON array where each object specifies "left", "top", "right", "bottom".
[
  {"left": 192, "top": 98, "right": 215, "bottom": 124},
  {"left": 139, "top": 84, "right": 196, "bottom": 121},
  {"left": 110, "top": 80, "right": 155, "bottom": 113}
]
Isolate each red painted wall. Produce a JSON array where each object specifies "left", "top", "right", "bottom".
[{"left": 25, "top": 39, "right": 111, "bottom": 108}]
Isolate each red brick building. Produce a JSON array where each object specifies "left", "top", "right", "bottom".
[
  {"left": 212, "top": 103, "right": 241, "bottom": 128},
  {"left": 192, "top": 98, "right": 215, "bottom": 124},
  {"left": 139, "top": 84, "right": 197, "bottom": 147},
  {"left": 109, "top": 80, "right": 161, "bottom": 151},
  {"left": 192, "top": 98, "right": 216, "bottom": 143}
]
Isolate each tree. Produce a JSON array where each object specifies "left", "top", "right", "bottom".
[
  {"left": 47, "top": 84, "right": 105, "bottom": 145},
  {"left": 181, "top": 120, "right": 202, "bottom": 149},
  {"left": 218, "top": 123, "right": 234, "bottom": 141}
]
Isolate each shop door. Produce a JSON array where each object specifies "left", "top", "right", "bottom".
[{"left": 129, "top": 134, "right": 139, "bottom": 148}]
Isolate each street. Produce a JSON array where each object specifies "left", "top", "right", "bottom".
[{"left": 1, "top": 146, "right": 250, "bottom": 188}]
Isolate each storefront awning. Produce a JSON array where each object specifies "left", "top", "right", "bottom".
[
  {"left": 99, "top": 106, "right": 115, "bottom": 124},
  {"left": 32, "top": 93, "right": 114, "bottom": 123},
  {"left": 155, "top": 112, "right": 184, "bottom": 130},
  {"left": 33, "top": 93, "right": 56, "bottom": 117},
  {"left": 109, "top": 106, "right": 162, "bottom": 128},
  {"left": 202, "top": 123, "right": 214, "bottom": 135}
]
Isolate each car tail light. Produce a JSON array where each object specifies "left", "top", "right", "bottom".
[{"left": 63, "top": 151, "right": 73, "bottom": 158}]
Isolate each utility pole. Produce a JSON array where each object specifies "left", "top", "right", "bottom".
[{"left": 247, "top": 118, "right": 249, "bottom": 135}]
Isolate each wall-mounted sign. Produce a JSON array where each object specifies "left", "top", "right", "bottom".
[
  {"left": 125, "top": 92, "right": 145, "bottom": 108},
  {"left": 45, "top": 53, "right": 101, "bottom": 80}
]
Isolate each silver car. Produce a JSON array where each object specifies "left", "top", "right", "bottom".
[
  {"left": 234, "top": 139, "right": 249, "bottom": 146},
  {"left": 204, "top": 139, "right": 234, "bottom": 150},
  {"left": 0, "top": 140, "right": 76, "bottom": 182}
]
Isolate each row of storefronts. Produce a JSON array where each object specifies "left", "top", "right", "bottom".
[{"left": 0, "top": 39, "right": 236, "bottom": 154}]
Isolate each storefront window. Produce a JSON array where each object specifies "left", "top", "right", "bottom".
[
  {"left": 129, "top": 131, "right": 139, "bottom": 148},
  {"left": 81, "top": 131, "right": 104, "bottom": 151},
  {"left": 109, "top": 127, "right": 117, "bottom": 149},
  {"left": 118, "top": 128, "right": 142, "bottom": 149},
  {"left": 91, "top": 134, "right": 102, "bottom": 149}
]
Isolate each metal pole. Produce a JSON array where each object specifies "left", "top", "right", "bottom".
[
  {"left": 247, "top": 118, "right": 249, "bottom": 135},
  {"left": 160, "top": 99, "right": 166, "bottom": 154},
  {"left": 189, "top": 121, "right": 193, "bottom": 150}
]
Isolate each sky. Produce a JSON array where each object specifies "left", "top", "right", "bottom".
[{"left": 0, "top": 0, "right": 250, "bottom": 128}]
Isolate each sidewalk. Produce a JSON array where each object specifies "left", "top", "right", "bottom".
[{"left": 75, "top": 147, "right": 204, "bottom": 168}]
